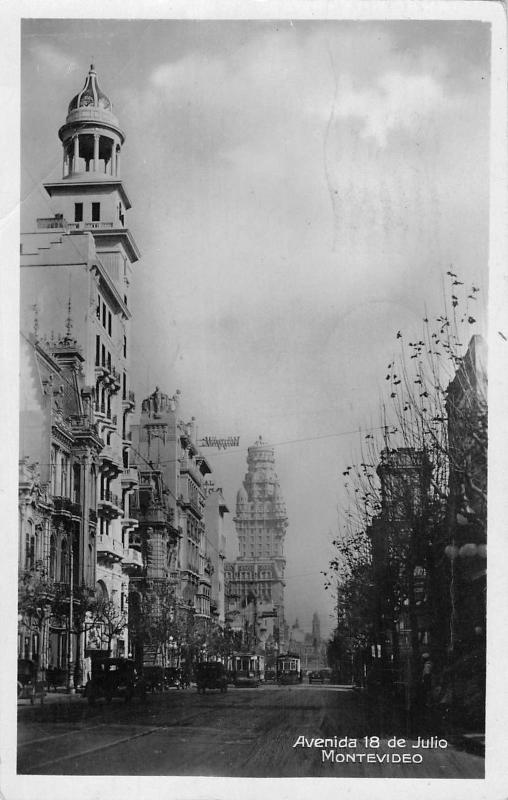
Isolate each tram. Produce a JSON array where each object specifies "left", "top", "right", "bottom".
[
  {"left": 276, "top": 653, "right": 302, "bottom": 684},
  {"left": 231, "top": 653, "right": 265, "bottom": 687}
]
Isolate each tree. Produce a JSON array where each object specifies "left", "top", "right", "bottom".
[
  {"left": 94, "top": 598, "right": 128, "bottom": 654},
  {"left": 326, "top": 274, "right": 486, "bottom": 718},
  {"left": 18, "top": 562, "right": 54, "bottom": 693}
]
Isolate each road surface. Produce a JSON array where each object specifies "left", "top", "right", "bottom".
[{"left": 17, "top": 683, "right": 484, "bottom": 778}]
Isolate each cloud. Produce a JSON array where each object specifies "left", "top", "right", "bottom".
[
  {"left": 28, "top": 42, "right": 80, "bottom": 80},
  {"left": 336, "top": 71, "right": 446, "bottom": 147}
]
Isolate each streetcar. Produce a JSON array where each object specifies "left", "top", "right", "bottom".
[
  {"left": 276, "top": 653, "right": 302, "bottom": 684},
  {"left": 230, "top": 653, "right": 265, "bottom": 687}
]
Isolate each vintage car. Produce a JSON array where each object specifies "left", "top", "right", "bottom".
[
  {"left": 195, "top": 661, "right": 228, "bottom": 694},
  {"left": 308, "top": 668, "right": 332, "bottom": 684},
  {"left": 84, "top": 657, "right": 146, "bottom": 705}
]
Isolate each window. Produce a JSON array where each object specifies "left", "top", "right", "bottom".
[
  {"left": 74, "top": 203, "right": 83, "bottom": 222},
  {"left": 73, "top": 463, "right": 81, "bottom": 504},
  {"left": 95, "top": 335, "right": 100, "bottom": 366},
  {"left": 96, "top": 298, "right": 101, "bottom": 319},
  {"left": 25, "top": 527, "right": 35, "bottom": 571},
  {"left": 60, "top": 539, "right": 69, "bottom": 583},
  {"left": 92, "top": 202, "right": 100, "bottom": 222},
  {"left": 102, "top": 303, "right": 106, "bottom": 328},
  {"left": 90, "top": 465, "right": 97, "bottom": 507},
  {"left": 123, "top": 335, "right": 127, "bottom": 358},
  {"left": 108, "top": 311, "right": 112, "bottom": 337},
  {"left": 49, "top": 535, "right": 57, "bottom": 580},
  {"left": 60, "top": 455, "right": 68, "bottom": 497},
  {"left": 101, "top": 344, "right": 106, "bottom": 366},
  {"left": 50, "top": 446, "right": 57, "bottom": 495}
]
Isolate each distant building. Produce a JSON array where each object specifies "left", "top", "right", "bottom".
[
  {"left": 225, "top": 437, "right": 288, "bottom": 653},
  {"left": 130, "top": 388, "right": 213, "bottom": 630},
  {"left": 287, "top": 616, "right": 327, "bottom": 671},
  {"left": 204, "top": 486, "right": 229, "bottom": 625}
]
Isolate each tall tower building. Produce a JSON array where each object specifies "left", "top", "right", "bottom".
[
  {"left": 20, "top": 64, "right": 140, "bottom": 665},
  {"left": 225, "top": 437, "right": 288, "bottom": 652}
]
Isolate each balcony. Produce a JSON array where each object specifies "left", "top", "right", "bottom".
[
  {"left": 67, "top": 221, "right": 114, "bottom": 231},
  {"left": 98, "top": 491, "right": 123, "bottom": 519},
  {"left": 96, "top": 533, "right": 124, "bottom": 562},
  {"left": 179, "top": 488, "right": 202, "bottom": 518},
  {"left": 121, "top": 466, "right": 138, "bottom": 490},
  {"left": 52, "top": 496, "right": 82, "bottom": 519},
  {"left": 122, "top": 547, "right": 143, "bottom": 572},
  {"left": 37, "top": 215, "right": 66, "bottom": 230},
  {"left": 180, "top": 458, "right": 202, "bottom": 486},
  {"left": 99, "top": 445, "right": 123, "bottom": 476}
]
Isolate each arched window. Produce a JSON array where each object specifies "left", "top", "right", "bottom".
[{"left": 95, "top": 580, "right": 109, "bottom": 603}]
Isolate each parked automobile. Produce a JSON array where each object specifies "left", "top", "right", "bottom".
[
  {"left": 195, "top": 661, "right": 228, "bottom": 694},
  {"left": 308, "top": 668, "right": 333, "bottom": 684},
  {"left": 84, "top": 657, "right": 146, "bottom": 705}
]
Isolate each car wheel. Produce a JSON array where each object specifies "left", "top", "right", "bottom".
[{"left": 17, "top": 681, "right": 23, "bottom": 699}]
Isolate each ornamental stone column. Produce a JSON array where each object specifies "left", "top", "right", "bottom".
[
  {"left": 73, "top": 135, "right": 79, "bottom": 172},
  {"left": 93, "top": 134, "right": 99, "bottom": 172}
]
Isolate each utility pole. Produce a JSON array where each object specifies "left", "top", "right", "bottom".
[{"left": 67, "top": 530, "right": 75, "bottom": 693}]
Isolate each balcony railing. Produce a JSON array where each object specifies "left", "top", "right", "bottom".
[
  {"left": 37, "top": 215, "right": 66, "bottom": 229},
  {"left": 122, "top": 547, "right": 143, "bottom": 569},
  {"left": 101, "top": 490, "right": 122, "bottom": 507},
  {"left": 99, "top": 445, "right": 122, "bottom": 470},
  {"left": 98, "top": 491, "right": 123, "bottom": 519},
  {"left": 67, "top": 221, "right": 114, "bottom": 231},
  {"left": 96, "top": 533, "right": 124, "bottom": 561},
  {"left": 121, "top": 467, "right": 138, "bottom": 488},
  {"left": 52, "top": 496, "right": 82, "bottom": 517}
]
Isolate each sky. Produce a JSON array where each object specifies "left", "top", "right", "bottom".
[{"left": 20, "top": 18, "right": 491, "bottom": 638}]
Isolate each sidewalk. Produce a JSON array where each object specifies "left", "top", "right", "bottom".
[{"left": 18, "top": 688, "right": 86, "bottom": 710}]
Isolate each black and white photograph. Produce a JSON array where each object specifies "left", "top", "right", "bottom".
[{"left": 1, "top": 2, "right": 507, "bottom": 798}]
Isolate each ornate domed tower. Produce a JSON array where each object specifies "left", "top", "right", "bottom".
[
  {"left": 60, "top": 63, "right": 124, "bottom": 180},
  {"left": 226, "top": 437, "right": 289, "bottom": 650},
  {"left": 42, "top": 64, "right": 139, "bottom": 269},
  {"left": 20, "top": 63, "right": 141, "bottom": 663}
]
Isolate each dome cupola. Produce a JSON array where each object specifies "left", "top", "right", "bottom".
[
  {"left": 58, "top": 63, "right": 125, "bottom": 180},
  {"left": 67, "top": 64, "right": 114, "bottom": 119}
]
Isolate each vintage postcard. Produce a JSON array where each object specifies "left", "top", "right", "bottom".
[{"left": 1, "top": 1, "right": 507, "bottom": 799}]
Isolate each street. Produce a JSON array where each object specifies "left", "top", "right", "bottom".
[{"left": 18, "top": 683, "right": 484, "bottom": 778}]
